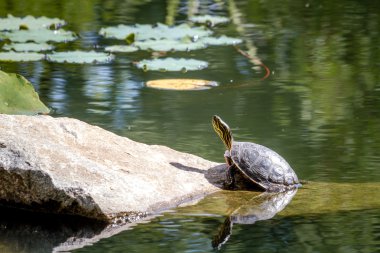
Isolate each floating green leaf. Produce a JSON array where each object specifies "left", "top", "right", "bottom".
[
  {"left": 146, "top": 79, "right": 218, "bottom": 90},
  {"left": 0, "top": 14, "right": 66, "bottom": 31},
  {"left": 1, "top": 29, "right": 77, "bottom": 43},
  {"left": 104, "top": 45, "right": 139, "bottom": 53},
  {"left": 134, "top": 39, "right": 206, "bottom": 52},
  {"left": 0, "top": 70, "right": 50, "bottom": 115},
  {"left": 46, "top": 50, "right": 114, "bottom": 64},
  {"left": 136, "top": 58, "right": 208, "bottom": 72},
  {"left": 200, "top": 35, "right": 243, "bottom": 46},
  {"left": 189, "top": 15, "right": 230, "bottom": 26},
  {"left": 2, "top": 42, "right": 54, "bottom": 52},
  {"left": 125, "top": 33, "right": 135, "bottom": 45},
  {"left": 0, "top": 52, "right": 45, "bottom": 62},
  {"left": 99, "top": 23, "right": 212, "bottom": 41},
  {"left": 99, "top": 24, "right": 151, "bottom": 40}
]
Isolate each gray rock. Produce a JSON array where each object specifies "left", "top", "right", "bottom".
[{"left": 0, "top": 114, "right": 225, "bottom": 222}]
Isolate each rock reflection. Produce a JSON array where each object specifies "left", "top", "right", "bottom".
[
  {"left": 212, "top": 189, "right": 297, "bottom": 249},
  {"left": 0, "top": 207, "right": 107, "bottom": 253}
]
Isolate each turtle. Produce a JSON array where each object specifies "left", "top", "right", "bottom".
[{"left": 212, "top": 115, "right": 301, "bottom": 192}]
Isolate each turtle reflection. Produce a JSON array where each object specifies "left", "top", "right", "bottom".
[{"left": 212, "top": 189, "right": 297, "bottom": 249}]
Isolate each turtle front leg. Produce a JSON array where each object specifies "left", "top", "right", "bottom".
[
  {"left": 224, "top": 150, "right": 233, "bottom": 166},
  {"left": 224, "top": 164, "right": 237, "bottom": 189}
]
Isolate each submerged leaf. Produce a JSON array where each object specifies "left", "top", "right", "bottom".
[
  {"left": 0, "top": 14, "right": 66, "bottom": 31},
  {"left": 136, "top": 58, "right": 208, "bottom": 72},
  {"left": 146, "top": 79, "right": 218, "bottom": 90},
  {"left": 99, "top": 23, "right": 212, "bottom": 41},
  {"left": 104, "top": 45, "right": 139, "bottom": 53},
  {"left": 134, "top": 39, "right": 206, "bottom": 52},
  {"left": 0, "top": 70, "right": 50, "bottom": 115},
  {"left": 200, "top": 36, "right": 243, "bottom": 46},
  {"left": 0, "top": 52, "right": 45, "bottom": 62},
  {"left": 3, "top": 42, "right": 54, "bottom": 52},
  {"left": 1, "top": 29, "right": 77, "bottom": 43},
  {"left": 46, "top": 50, "right": 114, "bottom": 64},
  {"left": 189, "top": 15, "right": 230, "bottom": 26}
]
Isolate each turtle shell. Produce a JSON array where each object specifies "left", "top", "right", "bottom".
[{"left": 230, "top": 142, "right": 299, "bottom": 191}]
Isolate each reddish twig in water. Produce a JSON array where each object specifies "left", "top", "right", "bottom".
[
  {"left": 259, "top": 62, "right": 270, "bottom": 80},
  {"left": 234, "top": 46, "right": 271, "bottom": 80}
]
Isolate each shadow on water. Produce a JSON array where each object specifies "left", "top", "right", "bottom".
[
  {"left": 0, "top": 207, "right": 107, "bottom": 253},
  {"left": 0, "top": 189, "right": 297, "bottom": 252}
]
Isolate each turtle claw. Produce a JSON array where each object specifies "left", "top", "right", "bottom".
[
  {"left": 223, "top": 179, "right": 234, "bottom": 189},
  {"left": 223, "top": 181, "right": 235, "bottom": 190}
]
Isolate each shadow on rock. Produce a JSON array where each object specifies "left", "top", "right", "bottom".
[
  {"left": 170, "top": 162, "right": 262, "bottom": 191},
  {"left": 170, "top": 162, "right": 225, "bottom": 188}
]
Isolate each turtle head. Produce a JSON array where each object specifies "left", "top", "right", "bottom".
[{"left": 212, "top": 115, "right": 233, "bottom": 150}]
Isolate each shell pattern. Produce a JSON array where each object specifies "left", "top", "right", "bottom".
[{"left": 230, "top": 142, "right": 300, "bottom": 191}]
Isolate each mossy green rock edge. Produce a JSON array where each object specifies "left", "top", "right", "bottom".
[{"left": 0, "top": 70, "right": 50, "bottom": 115}]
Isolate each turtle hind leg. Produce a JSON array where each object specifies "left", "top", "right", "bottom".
[{"left": 224, "top": 164, "right": 237, "bottom": 190}]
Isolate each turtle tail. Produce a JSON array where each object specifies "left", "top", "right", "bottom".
[{"left": 212, "top": 115, "right": 233, "bottom": 150}]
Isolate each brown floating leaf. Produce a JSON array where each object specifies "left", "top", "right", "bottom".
[{"left": 146, "top": 79, "right": 218, "bottom": 90}]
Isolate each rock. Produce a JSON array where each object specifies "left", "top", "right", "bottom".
[{"left": 0, "top": 114, "right": 226, "bottom": 223}]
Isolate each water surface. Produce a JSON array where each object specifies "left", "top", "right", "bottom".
[{"left": 1, "top": 0, "right": 379, "bottom": 252}]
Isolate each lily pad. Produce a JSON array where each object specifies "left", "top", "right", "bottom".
[
  {"left": 189, "top": 15, "right": 230, "bottom": 26},
  {"left": 200, "top": 36, "right": 243, "bottom": 46},
  {"left": 99, "top": 23, "right": 212, "bottom": 41},
  {"left": 136, "top": 58, "right": 208, "bottom": 72},
  {"left": 104, "top": 45, "right": 139, "bottom": 53},
  {"left": 0, "top": 52, "right": 45, "bottom": 62},
  {"left": 0, "top": 14, "right": 66, "bottom": 31},
  {"left": 2, "top": 42, "right": 54, "bottom": 52},
  {"left": 99, "top": 24, "right": 150, "bottom": 40},
  {"left": 0, "top": 70, "right": 50, "bottom": 115},
  {"left": 46, "top": 50, "right": 114, "bottom": 64},
  {"left": 134, "top": 39, "right": 206, "bottom": 52},
  {"left": 146, "top": 79, "right": 218, "bottom": 90},
  {"left": 1, "top": 29, "right": 77, "bottom": 43}
]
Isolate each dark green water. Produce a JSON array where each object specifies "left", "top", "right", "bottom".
[
  {"left": 71, "top": 209, "right": 380, "bottom": 253},
  {"left": 1, "top": 0, "right": 380, "bottom": 252}
]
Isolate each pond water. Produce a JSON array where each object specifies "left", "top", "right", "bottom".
[{"left": 1, "top": 0, "right": 380, "bottom": 252}]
